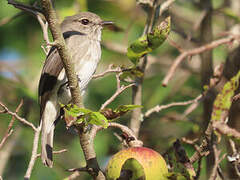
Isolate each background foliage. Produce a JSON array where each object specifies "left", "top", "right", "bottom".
[{"left": 0, "top": 0, "right": 240, "bottom": 179}]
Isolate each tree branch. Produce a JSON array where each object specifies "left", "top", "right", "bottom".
[
  {"left": 93, "top": 64, "right": 122, "bottom": 79},
  {"left": 0, "top": 101, "right": 37, "bottom": 131},
  {"left": 209, "top": 145, "right": 226, "bottom": 180},
  {"left": 0, "top": 100, "right": 23, "bottom": 149},
  {"left": 162, "top": 36, "right": 238, "bottom": 86},
  {"left": 40, "top": 0, "right": 82, "bottom": 107},
  {"left": 130, "top": 0, "right": 159, "bottom": 137},
  {"left": 101, "top": 72, "right": 135, "bottom": 110},
  {"left": 24, "top": 125, "right": 41, "bottom": 180},
  {"left": 144, "top": 94, "right": 203, "bottom": 118}
]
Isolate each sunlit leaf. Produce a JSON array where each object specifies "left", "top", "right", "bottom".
[
  {"left": 88, "top": 111, "right": 108, "bottom": 128},
  {"left": 211, "top": 71, "right": 240, "bottom": 122},
  {"left": 127, "top": 17, "right": 171, "bottom": 64},
  {"left": 62, "top": 104, "right": 108, "bottom": 128},
  {"left": 114, "top": 105, "right": 143, "bottom": 113}
]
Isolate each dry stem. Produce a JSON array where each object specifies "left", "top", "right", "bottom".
[
  {"left": 0, "top": 100, "right": 23, "bottom": 149},
  {"left": 162, "top": 36, "right": 238, "bottom": 86},
  {"left": 144, "top": 94, "right": 202, "bottom": 118},
  {"left": 0, "top": 101, "right": 37, "bottom": 131}
]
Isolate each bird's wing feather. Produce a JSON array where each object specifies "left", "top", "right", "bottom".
[{"left": 38, "top": 47, "right": 63, "bottom": 117}]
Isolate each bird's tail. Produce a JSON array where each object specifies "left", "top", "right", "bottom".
[{"left": 41, "top": 104, "right": 57, "bottom": 168}]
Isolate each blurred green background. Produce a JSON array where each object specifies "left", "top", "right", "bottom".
[{"left": 0, "top": 0, "right": 238, "bottom": 179}]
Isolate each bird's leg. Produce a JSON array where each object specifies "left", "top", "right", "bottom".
[{"left": 59, "top": 75, "right": 81, "bottom": 90}]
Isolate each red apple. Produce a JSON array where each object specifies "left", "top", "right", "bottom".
[{"left": 106, "top": 147, "right": 168, "bottom": 180}]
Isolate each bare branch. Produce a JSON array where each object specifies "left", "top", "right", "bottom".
[
  {"left": 0, "top": 12, "right": 24, "bottom": 26},
  {"left": 130, "top": 0, "right": 162, "bottom": 137},
  {"left": 144, "top": 94, "right": 203, "bottom": 118},
  {"left": 209, "top": 145, "right": 226, "bottom": 180},
  {"left": 100, "top": 72, "right": 135, "bottom": 110},
  {"left": 36, "top": 13, "right": 51, "bottom": 54},
  {"left": 213, "top": 121, "right": 240, "bottom": 139},
  {"left": 0, "top": 101, "right": 37, "bottom": 131},
  {"left": 67, "top": 167, "right": 88, "bottom": 172},
  {"left": 0, "top": 100, "right": 23, "bottom": 149},
  {"left": 195, "top": 158, "right": 202, "bottom": 180},
  {"left": 162, "top": 36, "right": 238, "bottom": 86},
  {"left": 93, "top": 64, "right": 122, "bottom": 79},
  {"left": 24, "top": 125, "right": 41, "bottom": 180},
  {"left": 228, "top": 139, "right": 240, "bottom": 178},
  {"left": 64, "top": 171, "right": 81, "bottom": 180},
  {"left": 90, "top": 123, "right": 143, "bottom": 148},
  {"left": 0, "top": 127, "right": 21, "bottom": 175},
  {"left": 159, "top": 0, "right": 175, "bottom": 16},
  {"left": 36, "top": 149, "right": 67, "bottom": 158},
  {"left": 7, "top": 0, "right": 42, "bottom": 15},
  {"left": 190, "top": 139, "right": 210, "bottom": 164}
]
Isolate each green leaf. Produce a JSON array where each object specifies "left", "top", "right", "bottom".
[
  {"left": 119, "top": 67, "right": 144, "bottom": 81},
  {"left": 127, "top": 35, "right": 152, "bottom": 64},
  {"left": 211, "top": 71, "right": 240, "bottom": 122},
  {"left": 88, "top": 112, "right": 108, "bottom": 128},
  {"left": 62, "top": 104, "right": 108, "bottom": 128},
  {"left": 147, "top": 16, "right": 171, "bottom": 49},
  {"left": 114, "top": 105, "right": 143, "bottom": 114},
  {"left": 127, "top": 17, "right": 171, "bottom": 65}
]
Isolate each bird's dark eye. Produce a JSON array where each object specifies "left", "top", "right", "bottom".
[{"left": 80, "top": 18, "right": 90, "bottom": 25}]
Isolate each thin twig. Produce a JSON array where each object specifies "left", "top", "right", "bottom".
[
  {"left": 36, "top": 13, "right": 51, "bottom": 54},
  {"left": 90, "top": 123, "right": 143, "bottom": 148},
  {"left": 64, "top": 171, "right": 81, "bottom": 180},
  {"left": 0, "top": 101, "right": 37, "bottom": 131},
  {"left": 24, "top": 125, "right": 41, "bottom": 180},
  {"left": 0, "top": 100, "right": 23, "bottom": 149},
  {"left": 130, "top": 0, "right": 163, "bottom": 137},
  {"left": 190, "top": 139, "right": 210, "bottom": 164},
  {"left": 144, "top": 94, "right": 203, "bottom": 118},
  {"left": 228, "top": 139, "right": 240, "bottom": 178},
  {"left": 159, "top": 0, "right": 175, "bottom": 16},
  {"left": 67, "top": 167, "right": 88, "bottom": 172},
  {"left": 162, "top": 36, "right": 238, "bottom": 86},
  {"left": 0, "top": 12, "right": 24, "bottom": 26},
  {"left": 194, "top": 158, "right": 202, "bottom": 180},
  {"left": 36, "top": 149, "right": 67, "bottom": 158},
  {"left": 213, "top": 121, "right": 240, "bottom": 139},
  {"left": 209, "top": 145, "right": 226, "bottom": 180},
  {"left": 7, "top": 0, "right": 42, "bottom": 15},
  {"left": 93, "top": 64, "right": 122, "bottom": 79},
  {"left": 100, "top": 73, "right": 135, "bottom": 110},
  {"left": 101, "top": 83, "right": 134, "bottom": 110}
]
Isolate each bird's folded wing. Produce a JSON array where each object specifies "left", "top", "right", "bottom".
[{"left": 38, "top": 47, "right": 63, "bottom": 117}]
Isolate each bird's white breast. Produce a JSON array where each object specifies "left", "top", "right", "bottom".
[{"left": 56, "top": 35, "right": 101, "bottom": 104}]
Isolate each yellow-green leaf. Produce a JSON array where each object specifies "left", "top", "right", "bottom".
[{"left": 127, "top": 16, "right": 171, "bottom": 64}]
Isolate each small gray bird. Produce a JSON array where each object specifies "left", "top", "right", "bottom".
[{"left": 38, "top": 12, "right": 112, "bottom": 167}]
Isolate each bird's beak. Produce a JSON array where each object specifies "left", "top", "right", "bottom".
[{"left": 100, "top": 21, "right": 114, "bottom": 26}]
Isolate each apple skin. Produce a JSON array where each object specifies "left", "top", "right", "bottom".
[{"left": 106, "top": 147, "right": 168, "bottom": 180}]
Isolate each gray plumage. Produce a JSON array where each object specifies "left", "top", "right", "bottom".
[{"left": 39, "top": 12, "right": 107, "bottom": 167}]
